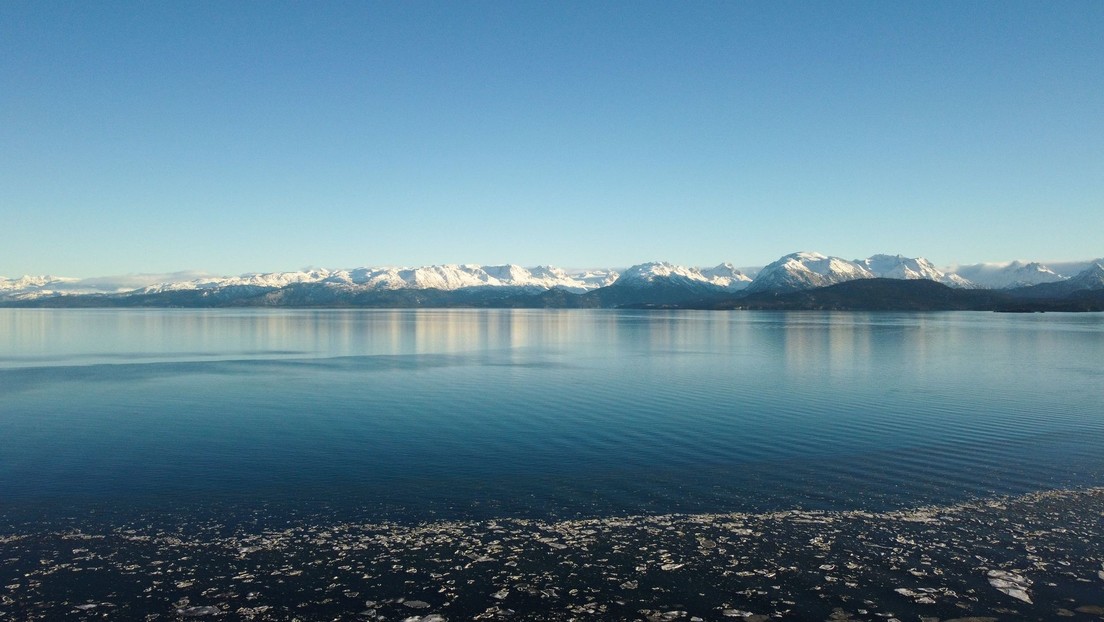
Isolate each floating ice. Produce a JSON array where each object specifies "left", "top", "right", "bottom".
[
  {"left": 176, "top": 605, "right": 222, "bottom": 617},
  {"left": 987, "top": 569, "right": 1033, "bottom": 603}
]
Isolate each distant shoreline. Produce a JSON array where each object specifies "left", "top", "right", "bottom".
[{"left": 3, "top": 276, "right": 1103, "bottom": 312}]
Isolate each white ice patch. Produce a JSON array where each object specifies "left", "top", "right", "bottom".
[{"left": 986, "top": 569, "right": 1032, "bottom": 603}]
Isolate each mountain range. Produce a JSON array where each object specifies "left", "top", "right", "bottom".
[{"left": 2, "top": 252, "right": 1102, "bottom": 311}]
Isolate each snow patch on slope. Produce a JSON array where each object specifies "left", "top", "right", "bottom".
[
  {"left": 950, "top": 261, "right": 1065, "bottom": 289},
  {"left": 860, "top": 254, "right": 972, "bottom": 287},
  {"left": 1064, "top": 262, "right": 1104, "bottom": 290},
  {"left": 137, "top": 265, "right": 621, "bottom": 296},
  {"left": 0, "top": 275, "right": 80, "bottom": 300},
  {"left": 612, "top": 262, "right": 751, "bottom": 291},
  {"left": 745, "top": 252, "right": 875, "bottom": 293}
]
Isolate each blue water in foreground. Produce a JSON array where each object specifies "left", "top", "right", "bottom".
[{"left": 1, "top": 309, "right": 1102, "bottom": 521}]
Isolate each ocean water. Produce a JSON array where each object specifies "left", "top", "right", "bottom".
[{"left": 1, "top": 308, "right": 1102, "bottom": 522}]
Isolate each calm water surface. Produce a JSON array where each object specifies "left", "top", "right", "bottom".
[{"left": 2, "top": 309, "right": 1102, "bottom": 521}]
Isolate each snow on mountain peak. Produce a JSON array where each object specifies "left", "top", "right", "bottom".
[
  {"left": 951, "top": 261, "right": 1065, "bottom": 289},
  {"left": 612, "top": 262, "right": 750, "bottom": 291},
  {"left": 528, "top": 265, "right": 567, "bottom": 280},
  {"left": 859, "top": 254, "right": 971, "bottom": 287},
  {"left": 699, "top": 263, "right": 753, "bottom": 289},
  {"left": 482, "top": 264, "right": 530, "bottom": 283},
  {"left": 1066, "top": 262, "right": 1104, "bottom": 289},
  {"left": 5, "top": 254, "right": 1100, "bottom": 302},
  {"left": 615, "top": 262, "right": 694, "bottom": 282},
  {"left": 787, "top": 251, "right": 829, "bottom": 262},
  {"left": 0, "top": 274, "right": 97, "bottom": 299},
  {"left": 0, "top": 275, "right": 76, "bottom": 290},
  {"left": 127, "top": 264, "right": 621, "bottom": 296},
  {"left": 745, "top": 251, "right": 874, "bottom": 293}
]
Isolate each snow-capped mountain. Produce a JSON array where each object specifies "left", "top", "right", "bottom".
[
  {"left": 0, "top": 265, "right": 617, "bottom": 301},
  {"left": 611, "top": 262, "right": 751, "bottom": 292},
  {"left": 859, "top": 254, "right": 972, "bottom": 287},
  {"left": 950, "top": 261, "right": 1065, "bottom": 289},
  {"left": 744, "top": 252, "right": 875, "bottom": 293},
  {"left": 0, "top": 271, "right": 223, "bottom": 300},
  {"left": 700, "top": 263, "right": 755, "bottom": 290},
  {"left": 1043, "top": 258, "right": 1104, "bottom": 280},
  {"left": 5, "top": 254, "right": 1102, "bottom": 305},
  {"left": 743, "top": 252, "right": 976, "bottom": 293},
  {"left": 128, "top": 265, "right": 620, "bottom": 297},
  {"left": 1045, "top": 262, "right": 1104, "bottom": 293},
  {"left": 0, "top": 275, "right": 75, "bottom": 292},
  {"left": 139, "top": 269, "right": 332, "bottom": 293},
  {"left": 1003, "top": 263, "right": 1104, "bottom": 299},
  {"left": 1069, "top": 262, "right": 1104, "bottom": 290},
  {"left": 0, "top": 275, "right": 94, "bottom": 300}
]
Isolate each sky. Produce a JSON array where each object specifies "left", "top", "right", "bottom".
[{"left": 2, "top": 1, "right": 1102, "bottom": 278}]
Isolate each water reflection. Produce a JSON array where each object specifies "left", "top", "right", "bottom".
[
  {"left": 1, "top": 309, "right": 1102, "bottom": 518},
  {"left": 3, "top": 308, "right": 1100, "bottom": 392}
]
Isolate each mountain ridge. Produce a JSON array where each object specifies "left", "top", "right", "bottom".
[{"left": 3, "top": 252, "right": 1103, "bottom": 309}]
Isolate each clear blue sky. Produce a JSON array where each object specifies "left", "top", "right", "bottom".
[{"left": 3, "top": 1, "right": 1101, "bottom": 277}]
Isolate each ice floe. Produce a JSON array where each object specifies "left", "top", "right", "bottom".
[{"left": 1, "top": 487, "right": 1102, "bottom": 620}]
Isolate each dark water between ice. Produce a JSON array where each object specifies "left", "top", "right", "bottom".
[{"left": 2, "top": 308, "right": 1102, "bottom": 522}]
